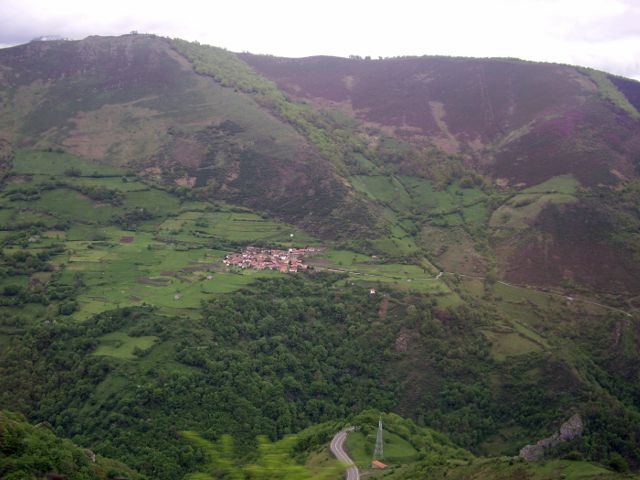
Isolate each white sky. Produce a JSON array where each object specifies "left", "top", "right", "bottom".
[{"left": 0, "top": 0, "right": 639, "bottom": 80}]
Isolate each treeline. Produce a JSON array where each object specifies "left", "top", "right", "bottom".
[{"left": 6, "top": 179, "right": 124, "bottom": 205}]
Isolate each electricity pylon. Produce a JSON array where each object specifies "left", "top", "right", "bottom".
[{"left": 373, "top": 417, "right": 384, "bottom": 460}]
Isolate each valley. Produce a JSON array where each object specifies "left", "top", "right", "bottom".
[{"left": 0, "top": 34, "right": 640, "bottom": 479}]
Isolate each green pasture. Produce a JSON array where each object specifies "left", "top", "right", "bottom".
[
  {"left": 490, "top": 192, "right": 577, "bottom": 230},
  {"left": 482, "top": 328, "right": 542, "bottom": 362},
  {"left": 398, "top": 176, "right": 487, "bottom": 213},
  {"left": 65, "top": 176, "right": 149, "bottom": 192},
  {"left": 157, "top": 209, "right": 316, "bottom": 244},
  {"left": 19, "top": 188, "right": 120, "bottom": 223},
  {"left": 56, "top": 225, "right": 287, "bottom": 320},
  {"left": 308, "top": 249, "right": 449, "bottom": 294},
  {"left": 491, "top": 176, "right": 580, "bottom": 231},
  {"left": 345, "top": 429, "right": 418, "bottom": 468},
  {"left": 351, "top": 175, "right": 413, "bottom": 211},
  {"left": 523, "top": 174, "right": 579, "bottom": 194}
]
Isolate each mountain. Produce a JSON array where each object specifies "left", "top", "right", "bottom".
[
  {"left": 1, "top": 34, "right": 640, "bottom": 479},
  {"left": 240, "top": 53, "right": 640, "bottom": 187},
  {"left": 0, "top": 34, "right": 378, "bottom": 238},
  {"left": 240, "top": 52, "right": 640, "bottom": 295}
]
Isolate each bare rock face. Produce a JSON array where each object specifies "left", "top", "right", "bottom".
[
  {"left": 519, "top": 413, "right": 583, "bottom": 461},
  {"left": 559, "top": 413, "right": 584, "bottom": 441}
]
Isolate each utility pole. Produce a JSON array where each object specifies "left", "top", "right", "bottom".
[{"left": 373, "top": 417, "right": 384, "bottom": 460}]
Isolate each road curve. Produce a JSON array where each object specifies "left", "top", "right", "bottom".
[{"left": 330, "top": 427, "right": 359, "bottom": 480}]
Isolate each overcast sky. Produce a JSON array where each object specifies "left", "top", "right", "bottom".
[{"left": 0, "top": 0, "right": 639, "bottom": 80}]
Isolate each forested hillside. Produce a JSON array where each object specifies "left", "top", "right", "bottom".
[{"left": 0, "top": 410, "right": 141, "bottom": 479}]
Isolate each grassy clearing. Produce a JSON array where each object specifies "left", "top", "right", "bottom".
[
  {"left": 523, "top": 175, "right": 579, "bottom": 194},
  {"left": 157, "top": 210, "right": 315, "bottom": 244},
  {"left": 92, "top": 332, "right": 158, "bottom": 359},
  {"left": 491, "top": 175, "right": 579, "bottom": 231},
  {"left": 490, "top": 192, "right": 577, "bottom": 230},
  {"left": 482, "top": 329, "right": 542, "bottom": 361},
  {"left": 398, "top": 176, "right": 487, "bottom": 212},
  {"left": 345, "top": 429, "right": 419, "bottom": 468},
  {"left": 420, "top": 225, "right": 487, "bottom": 275},
  {"left": 67, "top": 177, "right": 149, "bottom": 192},
  {"left": 493, "top": 282, "right": 559, "bottom": 309},
  {"left": 351, "top": 175, "right": 413, "bottom": 211},
  {"left": 22, "top": 188, "right": 120, "bottom": 223}
]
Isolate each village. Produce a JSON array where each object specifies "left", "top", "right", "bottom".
[{"left": 223, "top": 246, "right": 321, "bottom": 273}]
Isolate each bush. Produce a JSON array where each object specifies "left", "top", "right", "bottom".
[
  {"left": 58, "top": 301, "right": 78, "bottom": 316},
  {"left": 608, "top": 453, "right": 629, "bottom": 473},
  {"left": 562, "top": 450, "right": 583, "bottom": 461},
  {"left": 64, "top": 167, "right": 82, "bottom": 177}
]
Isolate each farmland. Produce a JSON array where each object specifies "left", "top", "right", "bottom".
[{"left": 0, "top": 149, "right": 463, "bottom": 325}]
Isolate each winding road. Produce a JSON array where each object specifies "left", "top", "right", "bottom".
[{"left": 330, "top": 428, "right": 359, "bottom": 480}]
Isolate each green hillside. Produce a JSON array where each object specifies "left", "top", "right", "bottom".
[
  {"left": 0, "top": 34, "right": 640, "bottom": 480},
  {"left": 0, "top": 410, "right": 141, "bottom": 480}
]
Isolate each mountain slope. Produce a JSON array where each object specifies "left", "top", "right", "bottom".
[
  {"left": 0, "top": 34, "right": 379, "bottom": 237},
  {"left": 240, "top": 53, "right": 640, "bottom": 187},
  {"left": 241, "top": 53, "right": 640, "bottom": 295}
]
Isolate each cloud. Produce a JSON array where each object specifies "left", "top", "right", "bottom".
[{"left": 0, "top": 0, "right": 638, "bottom": 80}]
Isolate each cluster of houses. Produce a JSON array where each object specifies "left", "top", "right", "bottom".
[{"left": 223, "top": 246, "right": 321, "bottom": 273}]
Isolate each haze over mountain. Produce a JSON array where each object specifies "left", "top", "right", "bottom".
[{"left": 1, "top": 33, "right": 640, "bottom": 480}]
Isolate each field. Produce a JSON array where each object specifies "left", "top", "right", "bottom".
[
  {"left": 0, "top": 149, "right": 468, "bottom": 324},
  {"left": 490, "top": 175, "right": 579, "bottom": 231},
  {"left": 306, "top": 248, "right": 456, "bottom": 303},
  {"left": 0, "top": 150, "right": 320, "bottom": 321}
]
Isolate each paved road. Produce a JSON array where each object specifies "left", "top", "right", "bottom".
[{"left": 330, "top": 428, "right": 359, "bottom": 480}]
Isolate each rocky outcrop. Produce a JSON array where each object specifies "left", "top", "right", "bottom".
[{"left": 519, "top": 413, "right": 584, "bottom": 461}]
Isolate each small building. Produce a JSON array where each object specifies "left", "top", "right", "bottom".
[{"left": 371, "top": 460, "right": 387, "bottom": 469}]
